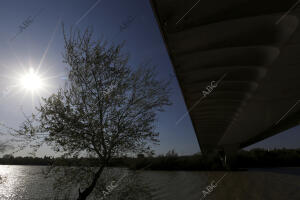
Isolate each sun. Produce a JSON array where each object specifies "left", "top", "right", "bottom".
[{"left": 19, "top": 68, "right": 44, "bottom": 92}]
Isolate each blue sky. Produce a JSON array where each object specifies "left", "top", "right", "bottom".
[{"left": 0, "top": 0, "right": 299, "bottom": 157}]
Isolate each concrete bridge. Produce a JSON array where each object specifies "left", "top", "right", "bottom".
[{"left": 150, "top": 0, "right": 300, "bottom": 162}]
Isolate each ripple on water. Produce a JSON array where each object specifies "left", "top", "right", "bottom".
[{"left": 0, "top": 166, "right": 300, "bottom": 200}]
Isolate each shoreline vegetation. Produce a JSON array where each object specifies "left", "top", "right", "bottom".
[{"left": 1, "top": 148, "right": 300, "bottom": 170}]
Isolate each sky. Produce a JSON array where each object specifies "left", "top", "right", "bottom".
[{"left": 0, "top": 0, "right": 299, "bottom": 157}]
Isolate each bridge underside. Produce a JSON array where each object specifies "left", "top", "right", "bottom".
[{"left": 150, "top": 0, "right": 300, "bottom": 153}]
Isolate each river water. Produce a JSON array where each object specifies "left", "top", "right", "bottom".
[{"left": 0, "top": 165, "right": 299, "bottom": 200}]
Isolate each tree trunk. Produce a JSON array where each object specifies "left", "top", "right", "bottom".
[{"left": 77, "top": 165, "right": 105, "bottom": 200}]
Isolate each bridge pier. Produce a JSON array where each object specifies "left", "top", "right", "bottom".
[{"left": 222, "top": 145, "right": 239, "bottom": 170}]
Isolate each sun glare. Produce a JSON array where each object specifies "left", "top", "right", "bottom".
[{"left": 19, "top": 68, "right": 44, "bottom": 92}]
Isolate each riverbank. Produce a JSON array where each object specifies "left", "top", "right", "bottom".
[{"left": 1, "top": 148, "right": 300, "bottom": 171}]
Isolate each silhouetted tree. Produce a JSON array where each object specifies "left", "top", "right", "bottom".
[
  {"left": 8, "top": 27, "right": 171, "bottom": 200},
  {"left": 166, "top": 149, "right": 178, "bottom": 157}
]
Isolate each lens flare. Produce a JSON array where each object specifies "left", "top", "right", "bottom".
[{"left": 19, "top": 68, "right": 44, "bottom": 92}]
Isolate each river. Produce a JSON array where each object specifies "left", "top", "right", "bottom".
[{"left": 0, "top": 165, "right": 299, "bottom": 200}]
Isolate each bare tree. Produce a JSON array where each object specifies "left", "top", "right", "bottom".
[{"left": 9, "top": 28, "right": 171, "bottom": 200}]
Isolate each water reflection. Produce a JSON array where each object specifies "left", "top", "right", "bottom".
[
  {"left": 0, "top": 166, "right": 299, "bottom": 200},
  {"left": 138, "top": 170, "right": 300, "bottom": 200},
  {"left": 0, "top": 165, "right": 24, "bottom": 199},
  {"left": 0, "top": 165, "right": 53, "bottom": 200}
]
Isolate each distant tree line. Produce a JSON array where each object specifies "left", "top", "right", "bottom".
[
  {"left": 130, "top": 148, "right": 300, "bottom": 170},
  {"left": 237, "top": 148, "right": 300, "bottom": 168},
  {"left": 0, "top": 155, "right": 127, "bottom": 167},
  {"left": 1, "top": 148, "right": 300, "bottom": 170},
  {"left": 0, "top": 155, "right": 53, "bottom": 166}
]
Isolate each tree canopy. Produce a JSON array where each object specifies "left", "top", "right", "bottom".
[{"left": 8, "top": 28, "right": 172, "bottom": 200}]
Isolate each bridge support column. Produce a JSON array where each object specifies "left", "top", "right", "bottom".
[{"left": 223, "top": 145, "right": 239, "bottom": 170}]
